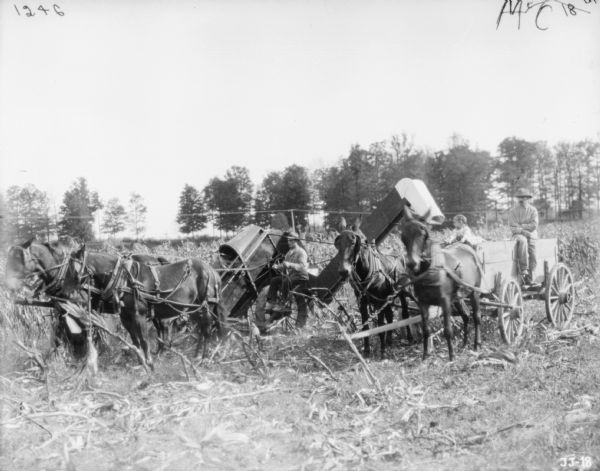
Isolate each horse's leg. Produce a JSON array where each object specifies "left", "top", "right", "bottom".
[
  {"left": 132, "top": 298, "right": 153, "bottom": 370},
  {"left": 377, "top": 305, "right": 394, "bottom": 359},
  {"left": 194, "top": 309, "right": 211, "bottom": 359},
  {"left": 377, "top": 307, "right": 386, "bottom": 360},
  {"left": 120, "top": 311, "right": 140, "bottom": 351},
  {"left": 212, "top": 303, "right": 226, "bottom": 338},
  {"left": 384, "top": 305, "right": 394, "bottom": 346},
  {"left": 453, "top": 299, "right": 469, "bottom": 348},
  {"left": 400, "top": 293, "right": 414, "bottom": 344},
  {"left": 471, "top": 293, "right": 482, "bottom": 351},
  {"left": 360, "top": 298, "right": 371, "bottom": 358},
  {"left": 441, "top": 295, "right": 455, "bottom": 361},
  {"left": 152, "top": 318, "right": 164, "bottom": 355},
  {"left": 420, "top": 303, "right": 430, "bottom": 360}
]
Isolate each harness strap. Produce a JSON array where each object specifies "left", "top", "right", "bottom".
[{"left": 100, "top": 255, "right": 125, "bottom": 301}]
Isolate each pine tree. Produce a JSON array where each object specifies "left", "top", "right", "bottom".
[
  {"left": 58, "top": 178, "right": 102, "bottom": 241},
  {"left": 6, "top": 184, "right": 54, "bottom": 242},
  {"left": 176, "top": 184, "right": 206, "bottom": 235}
]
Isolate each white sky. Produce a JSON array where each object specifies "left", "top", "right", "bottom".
[{"left": 1, "top": 0, "right": 599, "bottom": 238}]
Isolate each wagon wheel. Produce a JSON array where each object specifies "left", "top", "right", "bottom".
[
  {"left": 497, "top": 279, "right": 524, "bottom": 345},
  {"left": 545, "top": 263, "right": 575, "bottom": 329}
]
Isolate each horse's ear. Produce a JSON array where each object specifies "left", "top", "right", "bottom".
[
  {"left": 402, "top": 205, "right": 414, "bottom": 221},
  {"left": 338, "top": 216, "right": 347, "bottom": 232},
  {"left": 21, "top": 236, "right": 36, "bottom": 249},
  {"left": 351, "top": 216, "right": 362, "bottom": 232},
  {"left": 74, "top": 244, "right": 86, "bottom": 259},
  {"left": 422, "top": 208, "right": 432, "bottom": 223},
  {"left": 58, "top": 235, "right": 79, "bottom": 251}
]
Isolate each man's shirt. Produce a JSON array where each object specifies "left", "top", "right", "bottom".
[
  {"left": 509, "top": 204, "right": 539, "bottom": 239},
  {"left": 284, "top": 245, "right": 309, "bottom": 281}
]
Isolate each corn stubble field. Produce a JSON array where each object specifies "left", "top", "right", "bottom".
[{"left": 1, "top": 220, "right": 599, "bottom": 471}]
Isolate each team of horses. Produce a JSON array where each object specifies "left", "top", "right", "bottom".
[{"left": 4, "top": 207, "right": 485, "bottom": 366}]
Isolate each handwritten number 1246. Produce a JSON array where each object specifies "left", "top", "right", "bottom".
[{"left": 13, "top": 4, "right": 65, "bottom": 16}]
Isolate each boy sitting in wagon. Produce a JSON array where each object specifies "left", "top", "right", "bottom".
[{"left": 444, "top": 214, "right": 482, "bottom": 249}]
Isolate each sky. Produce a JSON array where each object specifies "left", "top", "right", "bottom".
[{"left": 1, "top": 0, "right": 599, "bottom": 238}]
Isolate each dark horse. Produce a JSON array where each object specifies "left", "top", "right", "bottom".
[
  {"left": 4, "top": 238, "right": 169, "bottom": 357},
  {"left": 5, "top": 237, "right": 168, "bottom": 297},
  {"left": 62, "top": 246, "right": 225, "bottom": 368},
  {"left": 335, "top": 221, "right": 412, "bottom": 359},
  {"left": 400, "top": 208, "right": 483, "bottom": 361}
]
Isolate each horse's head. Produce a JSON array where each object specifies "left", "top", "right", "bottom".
[
  {"left": 4, "top": 238, "right": 68, "bottom": 294},
  {"left": 400, "top": 207, "right": 430, "bottom": 273},
  {"left": 5, "top": 238, "right": 38, "bottom": 293},
  {"left": 334, "top": 221, "right": 366, "bottom": 279}
]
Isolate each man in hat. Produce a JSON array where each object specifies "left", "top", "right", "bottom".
[
  {"left": 509, "top": 188, "right": 538, "bottom": 284},
  {"left": 264, "top": 230, "right": 310, "bottom": 328}
]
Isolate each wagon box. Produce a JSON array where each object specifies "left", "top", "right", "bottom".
[{"left": 218, "top": 224, "right": 287, "bottom": 318}]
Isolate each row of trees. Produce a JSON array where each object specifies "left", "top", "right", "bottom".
[
  {"left": 176, "top": 134, "right": 600, "bottom": 234},
  {"left": 1, "top": 178, "right": 147, "bottom": 243},
  {"left": 3, "top": 134, "right": 598, "bottom": 243}
]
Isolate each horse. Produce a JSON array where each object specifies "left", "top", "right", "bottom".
[
  {"left": 4, "top": 238, "right": 171, "bottom": 357},
  {"left": 5, "top": 237, "right": 169, "bottom": 301},
  {"left": 399, "top": 208, "right": 483, "bottom": 361},
  {"left": 335, "top": 220, "right": 413, "bottom": 359},
  {"left": 62, "top": 245, "right": 225, "bottom": 368}
]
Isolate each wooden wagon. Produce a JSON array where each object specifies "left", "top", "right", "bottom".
[
  {"left": 341, "top": 179, "right": 577, "bottom": 346},
  {"left": 476, "top": 237, "right": 575, "bottom": 344}
]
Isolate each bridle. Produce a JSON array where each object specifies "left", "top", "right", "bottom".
[
  {"left": 403, "top": 219, "right": 432, "bottom": 274},
  {"left": 9, "top": 244, "right": 71, "bottom": 295}
]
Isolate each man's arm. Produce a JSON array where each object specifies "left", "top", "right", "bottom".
[
  {"left": 283, "top": 250, "right": 309, "bottom": 273},
  {"left": 520, "top": 207, "right": 538, "bottom": 233},
  {"left": 508, "top": 209, "right": 522, "bottom": 234}
]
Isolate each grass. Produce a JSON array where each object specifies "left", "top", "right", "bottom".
[{"left": 1, "top": 219, "right": 599, "bottom": 470}]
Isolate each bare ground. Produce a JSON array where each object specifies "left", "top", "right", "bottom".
[{"left": 1, "top": 287, "right": 599, "bottom": 471}]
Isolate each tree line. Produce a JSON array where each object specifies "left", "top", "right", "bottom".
[
  {"left": 2, "top": 134, "right": 599, "bottom": 244},
  {"left": 176, "top": 134, "right": 600, "bottom": 234},
  {"left": 1, "top": 177, "right": 147, "bottom": 244}
]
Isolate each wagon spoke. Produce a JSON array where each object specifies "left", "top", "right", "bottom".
[
  {"left": 551, "top": 299, "right": 561, "bottom": 319},
  {"left": 511, "top": 319, "right": 517, "bottom": 340},
  {"left": 557, "top": 304, "right": 566, "bottom": 325},
  {"left": 558, "top": 269, "right": 568, "bottom": 292}
]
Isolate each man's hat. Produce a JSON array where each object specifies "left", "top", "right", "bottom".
[
  {"left": 516, "top": 188, "right": 533, "bottom": 199},
  {"left": 285, "top": 230, "right": 300, "bottom": 240}
]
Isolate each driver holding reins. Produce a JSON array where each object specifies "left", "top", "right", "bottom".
[{"left": 265, "top": 231, "right": 310, "bottom": 328}]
